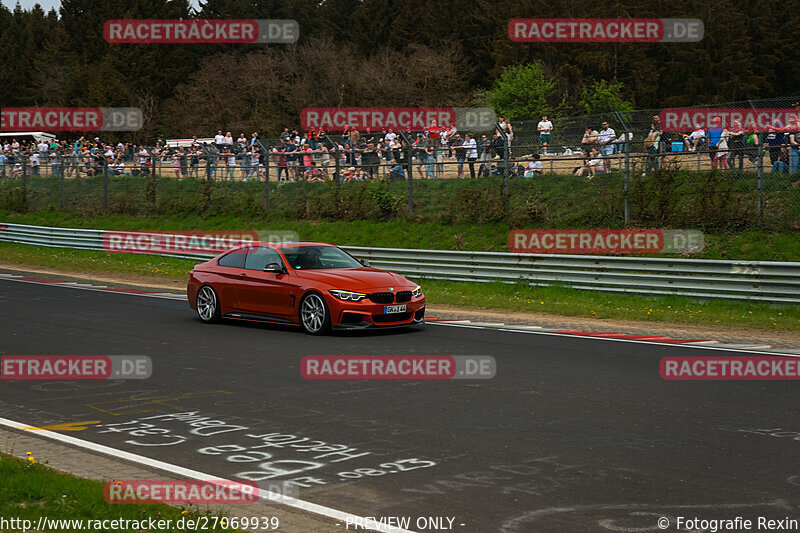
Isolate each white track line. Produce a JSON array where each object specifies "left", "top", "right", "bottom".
[
  {"left": 432, "top": 322, "right": 800, "bottom": 357},
  {"left": 2, "top": 276, "right": 797, "bottom": 356},
  {"left": 0, "top": 416, "right": 415, "bottom": 533}
]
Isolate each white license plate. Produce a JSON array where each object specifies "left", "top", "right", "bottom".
[{"left": 384, "top": 305, "right": 407, "bottom": 314}]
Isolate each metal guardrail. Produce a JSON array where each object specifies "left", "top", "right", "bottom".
[{"left": 1, "top": 223, "right": 799, "bottom": 304}]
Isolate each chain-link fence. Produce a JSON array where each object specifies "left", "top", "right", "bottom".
[{"left": 2, "top": 96, "right": 799, "bottom": 230}]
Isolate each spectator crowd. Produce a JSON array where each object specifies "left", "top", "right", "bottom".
[{"left": 2, "top": 113, "right": 799, "bottom": 182}]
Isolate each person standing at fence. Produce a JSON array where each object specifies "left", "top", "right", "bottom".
[
  {"left": 581, "top": 126, "right": 599, "bottom": 158},
  {"left": 464, "top": 133, "right": 478, "bottom": 179},
  {"left": 172, "top": 149, "right": 183, "bottom": 179},
  {"left": 786, "top": 116, "right": 800, "bottom": 172},
  {"left": 285, "top": 138, "right": 299, "bottom": 181},
  {"left": 214, "top": 130, "right": 224, "bottom": 150},
  {"left": 451, "top": 133, "right": 466, "bottom": 178},
  {"left": 727, "top": 121, "right": 746, "bottom": 170},
  {"left": 318, "top": 143, "right": 331, "bottom": 176},
  {"left": 28, "top": 151, "right": 41, "bottom": 176},
  {"left": 497, "top": 117, "right": 514, "bottom": 141},
  {"left": 37, "top": 139, "right": 48, "bottom": 165},
  {"left": 223, "top": 132, "right": 234, "bottom": 152},
  {"left": 491, "top": 132, "right": 504, "bottom": 160},
  {"left": 0, "top": 150, "right": 6, "bottom": 178},
  {"left": 189, "top": 147, "right": 199, "bottom": 178},
  {"left": 644, "top": 117, "right": 662, "bottom": 174},
  {"left": 597, "top": 121, "right": 616, "bottom": 171},
  {"left": 706, "top": 117, "right": 725, "bottom": 170},
  {"left": 425, "top": 139, "right": 436, "bottom": 179},
  {"left": 477, "top": 134, "right": 491, "bottom": 177},
  {"left": 537, "top": 115, "right": 553, "bottom": 154},
  {"left": 765, "top": 123, "right": 788, "bottom": 172},
  {"left": 222, "top": 149, "right": 234, "bottom": 180},
  {"left": 240, "top": 146, "right": 252, "bottom": 181},
  {"left": 272, "top": 144, "right": 287, "bottom": 182}
]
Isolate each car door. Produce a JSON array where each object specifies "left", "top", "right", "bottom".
[
  {"left": 213, "top": 247, "right": 248, "bottom": 311},
  {"left": 235, "top": 245, "right": 297, "bottom": 320}
]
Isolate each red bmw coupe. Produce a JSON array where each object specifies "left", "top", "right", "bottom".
[{"left": 187, "top": 242, "right": 425, "bottom": 334}]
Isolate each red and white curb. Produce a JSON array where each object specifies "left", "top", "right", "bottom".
[{"left": 425, "top": 318, "right": 800, "bottom": 356}]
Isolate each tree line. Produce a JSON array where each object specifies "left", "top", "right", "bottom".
[{"left": 1, "top": 0, "right": 798, "bottom": 141}]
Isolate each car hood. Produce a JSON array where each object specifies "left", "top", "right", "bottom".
[{"left": 295, "top": 268, "right": 416, "bottom": 291}]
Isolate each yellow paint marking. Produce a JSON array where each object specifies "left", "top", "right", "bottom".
[{"left": 24, "top": 420, "right": 101, "bottom": 431}]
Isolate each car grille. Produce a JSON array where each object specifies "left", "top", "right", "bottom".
[
  {"left": 368, "top": 292, "right": 395, "bottom": 304},
  {"left": 395, "top": 291, "right": 412, "bottom": 303},
  {"left": 372, "top": 312, "right": 413, "bottom": 323}
]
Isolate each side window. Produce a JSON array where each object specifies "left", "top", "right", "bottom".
[
  {"left": 244, "top": 246, "right": 282, "bottom": 271},
  {"left": 217, "top": 248, "right": 246, "bottom": 268}
]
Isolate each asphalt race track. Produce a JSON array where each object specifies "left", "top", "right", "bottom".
[{"left": 2, "top": 277, "right": 800, "bottom": 533}]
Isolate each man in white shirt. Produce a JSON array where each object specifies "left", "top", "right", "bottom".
[
  {"left": 524, "top": 154, "right": 543, "bottom": 177},
  {"left": 537, "top": 115, "right": 553, "bottom": 154},
  {"left": 597, "top": 121, "right": 617, "bottom": 170},
  {"left": 574, "top": 148, "right": 604, "bottom": 177},
  {"left": 214, "top": 130, "right": 224, "bottom": 149},
  {"left": 684, "top": 128, "right": 705, "bottom": 151},
  {"left": 463, "top": 133, "right": 478, "bottom": 179},
  {"left": 29, "top": 152, "right": 41, "bottom": 175},
  {"left": 384, "top": 129, "right": 397, "bottom": 144}
]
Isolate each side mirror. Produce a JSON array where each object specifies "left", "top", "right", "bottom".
[
  {"left": 360, "top": 259, "right": 370, "bottom": 267},
  {"left": 263, "top": 263, "right": 285, "bottom": 273}
]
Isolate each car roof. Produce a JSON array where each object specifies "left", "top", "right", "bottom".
[
  {"left": 226, "top": 242, "right": 335, "bottom": 252},
  {"left": 268, "top": 242, "right": 333, "bottom": 249}
]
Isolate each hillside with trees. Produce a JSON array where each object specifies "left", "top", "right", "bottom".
[{"left": 1, "top": 0, "right": 798, "bottom": 139}]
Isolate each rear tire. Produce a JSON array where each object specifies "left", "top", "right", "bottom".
[
  {"left": 300, "top": 292, "right": 331, "bottom": 335},
  {"left": 196, "top": 285, "right": 221, "bottom": 323}
]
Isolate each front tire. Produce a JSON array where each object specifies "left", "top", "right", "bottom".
[
  {"left": 300, "top": 292, "right": 331, "bottom": 335},
  {"left": 196, "top": 285, "right": 221, "bottom": 323}
]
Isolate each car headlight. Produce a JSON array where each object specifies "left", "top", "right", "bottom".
[
  {"left": 412, "top": 285, "right": 423, "bottom": 298},
  {"left": 329, "top": 289, "right": 367, "bottom": 302}
]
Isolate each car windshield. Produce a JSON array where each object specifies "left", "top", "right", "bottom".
[{"left": 281, "top": 245, "right": 363, "bottom": 270}]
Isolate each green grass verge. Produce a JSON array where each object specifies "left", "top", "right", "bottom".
[
  {"left": 0, "top": 452, "right": 237, "bottom": 532},
  {"left": 423, "top": 280, "right": 800, "bottom": 331},
  {"left": 1, "top": 210, "right": 799, "bottom": 261},
  {"left": 0, "top": 241, "right": 193, "bottom": 279},
  {"left": 1, "top": 241, "right": 797, "bottom": 331}
]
